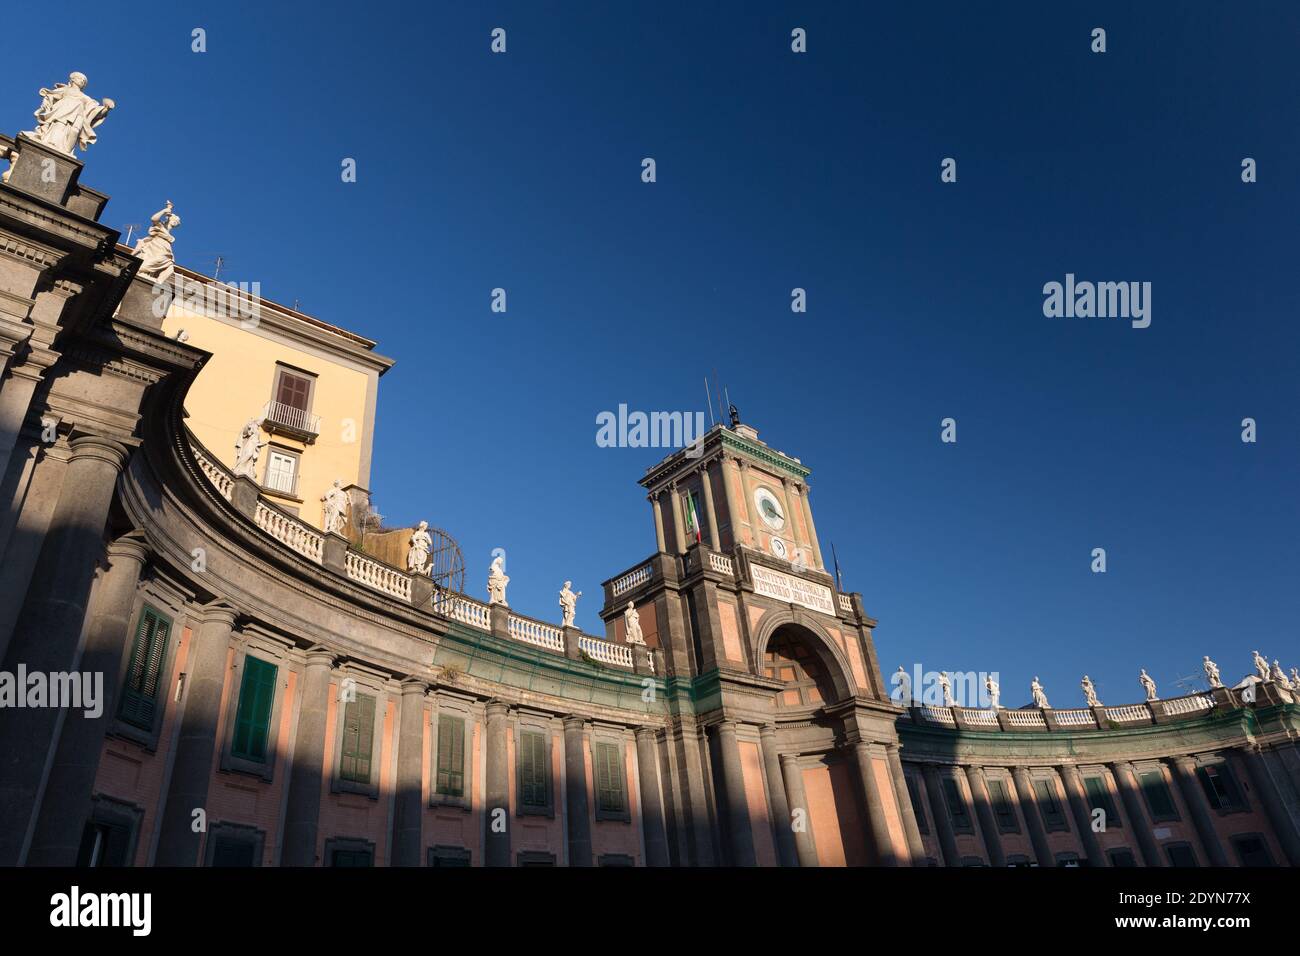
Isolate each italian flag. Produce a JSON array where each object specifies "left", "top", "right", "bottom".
[{"left": 684, "top": 491, "right": 702, "bottom": 543}]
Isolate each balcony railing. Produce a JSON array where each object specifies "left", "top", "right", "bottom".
[{"left": 260, "top": 400, "right": 320, "bottom": 439}]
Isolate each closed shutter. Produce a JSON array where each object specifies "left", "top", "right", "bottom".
[
  {"left": 276, "top": 371, "right": 311, "bottom": 410},
  {"left": 1139, "top": 770, "right": 1178, "bottom": 820},
  {"left": 436, "top": 714, "right": 465, "bottom": 796},
  {"left": 119, "top": 607, "right": 171, "bottom": 730},
  {"left": 519, "top": 731, "right": 548, "bottom": 807},
  {"left": 595, "top": 741, "right": 623, "bottom": 813},
  {"left": 232, "top": 657, "right": 277, "bottom": 762},
  {"left": 1084, "top": 776, "right": 1120, "bottom": 826},
  {"left": 340, "top": 693, "right": 375, "bottom": 783}
]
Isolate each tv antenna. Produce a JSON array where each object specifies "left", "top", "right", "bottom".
[
  {"left": 1172, "top": 672, "right": 1204, "bottom": 694},
  {"left": 122, "top": 223, "right": 142, "bottom": 246}
]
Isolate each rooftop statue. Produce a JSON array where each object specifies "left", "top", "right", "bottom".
[
  {"left": 559, "top": 581, "right": 581, "bottom": 628},
  {"left": 938, "top": 670, "right": 954, "bottom": 706},
  {"left": 894, "top": 665, "right": 912, "bottom": 705},
  {"left": 232, "top": 418, "right": 267, "bottom": 479},
  {"left": 1139, "top": 668, "right": 1158, "bottom": 701},
  {"left": 321, "top": 479, "right": 348, "bottom": 535},
  {"left": 1253, "top": 650, "right": 1269, "bottom": 680},
  {"left": 623, "top": 601, "right": 646, "bottom": 645},
  {"left": 487, "top": 554, "right": 509, "bottom": 606},
  {"left": 1030, "top": 676, "right": 1049, "bottom": 709},
  {"left": 407, "top": 521, "right": 432, "bottom": 575},
  {"left": 985, "top": 674, "right": 1000, "bottom": 709},
  {"left": 1081, "top": 674, "right": 1100, "bottom": 707},
  {"left": 29, "top": 72, "right": 115, "bottom": 155},
  {"left": 1203, "top": 655, "right": 1223, "bottom": 688},
  {"left": 132, "top": 202, "right": 181, "bottom": 284}
]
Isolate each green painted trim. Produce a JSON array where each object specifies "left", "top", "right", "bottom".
[{"left": 719, "top": 431, "right": 811, "bottom": 479}]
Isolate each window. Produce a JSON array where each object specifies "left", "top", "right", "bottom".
[
  {"left": 516, "top": 850, "right": 556, "bottom": 867},
  {"left": 1083, "top": 775, "right": 1121, "bottom": 829},
  {"left": 263, "top": 448, "right": 299, "bottom": 494},
  {"left": 75, "top": 798, "right": 142, "bottom": 867},
  {"left": 1108, "top": 848, "right": 1137, "bottom": 867},
  {"left": 429, "top": 846, "right": 471, "bottom": 867},
  {"left": 960, "top": 856, "right": 987, "bottom": 867},
  {"left": 987, "top": 778, "right": 1020, "bottom": 833},
  {"left": 339, "top": 694, "right": 376, "bottom": 784},
  {"left": 1033, "top": 778, "right": 1069, "bottom": 832},
  {"left": 599, "top": 854, "right": 635, "bottom": 867},
  {"left": 1231, "top": 835, "right": 1274, "bottom": 867},
  {"left": 906, "top": 774, "right": 929, "bottom": 834},
  {"left": 1165, "top": 843, "right": 1198, "bottom": 867},
  {"left": 1138, "top": 769, "right": 1179, "bottom": 822},
  {"left": 1005, "top": 855, "right": 1034, "bottom": 867},
  {"left": 594, "top": 740, "right": 627, "bottom": 819},
  {"left": 763, "top": 632, "right": 835, "bottom": 708},
  {"left": 1055, "top": 852, "right": 1082, "bottom": 867},
  {"left": 205, "top": 824, "right": 264, "bottom": 867},
  {"left": 1197, "top": 763, "right": 1246, "bottom": 812},
  {"left": 274, "top": 367, "right": 313, "bottom": 411},
  {"left": 330, "top": 848, "right": 372, "bottom": 867},
  {"left": 119, "top": 606, "right": 171, "bottom": 731},
  {"left": 231, "top": 656, "right": 277, "bottom": 763},
  {"left": 942, "top": 777, "right": 973, "bottom": 833},
  {"left": 436, "top": 714, "right": 465, "bottom": 797},
  {"left": 518, "top": 729, "right": 550, "bottom": 812}
]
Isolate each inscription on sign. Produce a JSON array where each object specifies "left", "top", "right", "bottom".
[{"left": 750, "top": 565, "right": 835, "bottom": 615}]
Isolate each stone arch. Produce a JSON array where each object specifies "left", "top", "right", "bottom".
[{"left": 749, "top": 610, "right": 856, "bottom": 704}]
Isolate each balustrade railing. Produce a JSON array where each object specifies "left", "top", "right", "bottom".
[
  {"left": 1005, "top": 709, "right": 1047, "bottom": 728},
  {"left": 1161, "top": 694, "right": 1213, "bottom": 716},
  {"left": 611, "top": 563, "right": 652, "bottom": 596},
  {"left": 194, "top": 447, "right": 234, "bottom": 501},
  {"left": 838, "top": 593, "right": 854, "bottom": 613},
  {"left": 1105, "top": 704, "right": 1151, "bottom": 723},
  {"left": 919, "top": 705, "right": 957, "bottom": 726},
  {"left": 1054, "top": 708, "right": 1098, "bottom": 727},
  {"left": 254, "top": 499, "right": 323, "bottom": 562},
  {"left": 961, "top": 708, "right": 999, "bottom": 727},
  {"left": 346, "top": 551, "right": 411, "bottom": 601},
  {"left": 261, "top": 399, "right": 320, "bottom": 437},
  {"left": 508, "top": 615, "right": 565, "bottom": 653},
  {"left": 708, "top": 552, "right": 734, "bottom": 576},
  {"left": 578, "top": 635, "right": 634, "bottom": 668}
]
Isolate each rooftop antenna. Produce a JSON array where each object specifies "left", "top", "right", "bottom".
[
  {"left": 213, "top": 255, "right": 226, "bottom": 282},
  {"left": 831, "top": 541, "right": 844, "bottom": 592},
  {"left": 1172, "top": 672, "right": 1204, "bottom": 694},
  {"left": 712, "top": 368, "right": 725, "bottom": 426},
  {"left": 703, "top": 377, "right": 715, "bottom": 427},
  {"left": 122, "top": 223, "right": 142, "bottom": 246}
]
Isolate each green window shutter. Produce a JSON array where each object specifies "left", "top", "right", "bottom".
[
  {"left": 942, "top": 778, "right": 970, "bottom": 831},
  {"left": 520, "top": 731, "right": 548, "bottom": 807},
  {"left": 1139, "top": 770, "right": 1178, "bottom": 820},
  {"left": 595, "top": 742, "right": 624, "bottom": 813},
  {"left": 118, "top": 606, "right": 171, "bottom": 730},
  {"left": 905, "top": 775, "right": 929, "bottom": 834},
  {"left": 436, "top": 714, "right": 465, "bottom": 797},
  {"left": 340, "top": 693, "right": 375, "bottom": 783},
  {"left": 232, "top": 656, "right": 277, "bottom": 762}
]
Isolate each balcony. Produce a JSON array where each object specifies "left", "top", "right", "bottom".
[{"left": 260, "top": 399, "right": 320, "bottom": 443}]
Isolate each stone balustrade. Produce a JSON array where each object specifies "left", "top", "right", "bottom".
[
  {"left": 1054, "top": 708, "right": 1097, "bottom": 727},
  {"left": 708, "top": 552, "right": 734, "bottom": 576},
  {"left": 193, "top": 447, "right": 233, "bottom": 501},
  {"left": 918, "top": 705, "right": 957, "bottom": 726},
  {"left": 254, "top": 499, "right": 323, "bottom": 563},
  {"left": 578, "top": 635, "right": 634, "bottom": 668},
  {"left": 1005, "top": 709, "right": 1047, "bottom": 728},
  {"left": 508, "top": 615, "right": 565, "bottom": 653},
  {"left": 838, "top": 593, "right": 854, "bottom": 613},
  {"left": 345, "top": 551, "right": 411, "bottom": 601},
  {"left": 960, "top": 708, "right": 999, "bottom": 727},
  {"left": 1105, "top": 704, "right": 1150, "bottom": 723},
  {"left": 611, "top": 562, "right": 652, "bottom": 596},
  {"left": 1162, "top": 693, "right": 1213, "bottom": 716},
  {"left": 433, "top": 592, "right": 491, "bottom": 630}
]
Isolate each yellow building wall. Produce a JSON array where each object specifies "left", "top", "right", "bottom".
[{"left": 160, "top": 303, "right": 374, "bottom": 529}]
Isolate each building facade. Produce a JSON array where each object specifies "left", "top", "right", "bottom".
[{"left": 1, "top": 124, "right": 1298, "bottom": 868}]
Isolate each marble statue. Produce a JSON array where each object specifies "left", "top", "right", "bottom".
[
  {"left": 623, "top": 601, "right": 646, "bottom": 645},
  {"left": 985, "top": 674, "right": 1000, "bottom": 709},
  {"left": 894, "top": 666, "right": 912, "bottom": 704},
  {"left": 406, "top": 521, "right": 432, "bottom": 575},
  {"left": 1291, "top": 667, "right": 1300, "bottom": 689},
  {"left": 1271, "top": 660, "right": 1290, "bottom": 688},
  {"left": 487, "top": 554, "right": 509, "bottom": 605},
  {"left": 1030, "top": 676, "right": 1049, "bottom": 709},
  {"left": 29, "top": 72, "right": 115, "bottom": 155},
  {"left": 559, "top": 581, "right": 582, "bottom": 628},
  {"left": 1253, "top": 650, "right": 1270, "bottom": 681},
  {"left": 1139, "top": 668, "right": 1158, "bottom": 701},
  {"left": 132, "top": 201, "right": 181, "bottom": 284},
  {"left": 321, "top": 479, "right": 348, "bottom": 535},
  {"left": 1203, "top": 656, "right": 1223, "bottom": 688},
  {"left": 1081, "top": 674, "right": 1100, "bottom": 708},
  {"left": 232, "top": 418, "right": 267, "bottom": 479},
  {"left": 938, "top": 671, "right": 954, "bottom": 707}
]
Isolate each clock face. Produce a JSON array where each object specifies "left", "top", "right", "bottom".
[
  {"left": 754, "top": 487, "right": 786, "bottom": 530},
  {"left": 770, "top": 536, "right": 788, "bottom": 559}
]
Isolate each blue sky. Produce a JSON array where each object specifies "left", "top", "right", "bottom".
[{"left": 7, "top": 2, "right": 1298, "bottom": 708}]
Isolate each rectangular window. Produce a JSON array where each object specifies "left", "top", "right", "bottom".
[
  {"left": 1108, "top": 848, "right": 1137, "bottom": 867},
  {"left": 1083, "top": 776, "right": 1120, "bottom": 828},
  {"left": 1197, "top": 763, "right": 1245, "bottom": 812},
  {"left": 339, "top": 693, "right": 375, "bottom": 784},
  {"left": 1034, "top": 779, "right": 1069, "bottom": 831},
  {"left": 231, "top": 656, "right": 277, "bottom": 763},
  {"left": 1231, "top": 835, "right": 1274, "bottom": 867},
  {"left": 987, "top": 778, "right": 1019, "bottom": 833},
  {"left": 76, "top": 821, "right": 133, "bottom": 867},
  {"left": 906, "top": 774, "right": 929, "bottom": 834},
  {"left": 942, "top": 777, "right": 973, "bottom": 833},
  {"left": 330, "top": 848, "right": 373, "bottom": 867},
  {"left": 118, "top": 606, "right": 171, "bottom": 730},
  {"left": 1165, "top": 843, "right": 1198, "bottom": 867},
  {"left": 275, "top": 369, "right": 313, "bottom": 411},
  {"left": 594, "top": 741, "right": 626, "bottom": 815},
  {"left": 1139, "top": 770, "right": 1179, "bottom": 822},
  {"left": 211, "top": 836, "right": 257, "bottom": 867},
  {"left": 518, "top": 730, "right": 549, "bottom": 809},
  {"left": 429, "top": 846, "right": 471, "bottom": 867},
  {"left": 264, "top": 449, "right": 298, "bottom": 494},
  {"left": 436, "top": 714, "right": 466, "bottom": 797}
]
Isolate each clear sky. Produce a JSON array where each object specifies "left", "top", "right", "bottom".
[{"left": 6, "top": 1, "right": 1298, "bottom": 709}]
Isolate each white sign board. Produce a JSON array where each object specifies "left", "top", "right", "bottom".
[{"left": 750, "top": 564, "right": 835, "bottom": 616}]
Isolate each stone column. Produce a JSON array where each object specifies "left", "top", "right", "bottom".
[
  {"left": 780, "top": 753, "right": 819, "bottom": 866},
  {"left": 280, "top": 647, "right": 335, "bottom": 866},
  {"left": 719, "top": 454, "right": 742, "bottom": 548},
  {"left": 649, "top": 494, "right": 666, "bottom": 554},
  {"left": 851, "top": 742, "right": 899, "bottom": 866},
  {"left": 886, "top": 747, "right": 925, "bottom": 866},
  {"left": 758, "top": 726, "right": 798, "bottom": 866},
  {"left": 0, "top": 432, "right": 131, "bottom": 863},
  {"left": 1167, "top": 756, "right": 1226, "bottom": 867},
  {"left": 484, "top": 701, "right": 511, "bottom": 867},
  {"left": 779, "top": 479, "right": 800, "bottom": 550},
  {"left": 1109, "top": 761, "right": 1163, "bottom": 867},
  {"left": 669, "top": 481, "right": 688, "bottom": 554},
  {"left": 390, "top": 680, "right": 425, "bottom": 866},
  {"left": 799, "top": 483, "right": 824, "bottom": 570},
  {"left": 1010, "top": 767, "right": 1054, "bottom": 867},
  {"left": 921, "top": 764, "right": 960, "bottom": 866},
  {"left": 964, "top": 765, "right": 1005, "bottom": 867},
  {"left": 154, "top": 604, "right": 238, "bottom": 866},
  {"left": 1059, "top": 765, "right": 1106, "bottom": 867},
  {"left": 714, "top": 720, "right": 756, "bottom": 865},
  {"left": 634, "top": 728, "right": 670, "bottom": 866},
  {"left": 700, "top": 462, "right": 721, "bottom": 550},
  {"left": 563, "top": 716, "right": 592, "bottom": 867},
  {"left": 26, "top": 531, "right": 149, "bottom": 866},
  {"left": 1237, "top": 747, "right": 1300, "bottom": 866}
]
